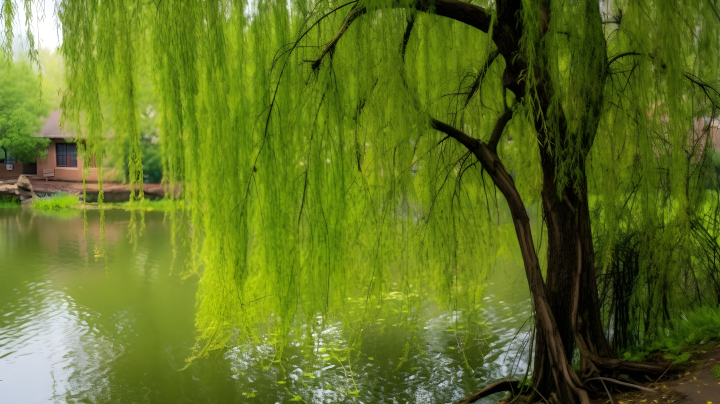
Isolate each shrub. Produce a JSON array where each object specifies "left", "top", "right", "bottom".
[
  {"left": 0, "top": 195, "right": 20, "bottom": 208},
  {"left": 623, "top": 306, "right": 720, "bottom": 361}
]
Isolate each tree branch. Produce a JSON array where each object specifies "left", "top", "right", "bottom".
[
  {"left": 275, "top": 0, "right": 358, "bottom": 70},
  {"left": 615, "top": 54, "right": 720, "bottom": 110},
  {"left": 488, "top": 107, "right": 514, "bottom": 152},
  {"left": 309, "top": 4, "right": 366, "bottom": 70},
  {"left": 463, "top": 49, "right": 500, "bottom": 108},
  {"left": 431, "top": 117, "right": 590, "bottom": 404},
  {"left": 606, "top": 51, "right": 641, "bottom": 67},
  {"left": 430, "top": 117, "right": 523, "bottom": 217},
  {"left": 431, "top": 118, "right": 482, "bottom": 153},
  {"left": 401, "top": 13, "right": 416, "bottom": 62},
  {"left": 309, "top": 0, "right": 493, "bottom": 70},
  {"left": 684, "top": 72, "right": 720, "bottom": 109},
  {"left": 428, "top": 0, "right": 492, "bottom": 33}
]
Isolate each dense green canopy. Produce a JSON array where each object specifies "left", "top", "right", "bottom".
[
  {"left": 3, "top": 0, "right": 720, "bottom": 401},
  {"left": 0, "top": 58, "right": 50, "bottom": 163}
]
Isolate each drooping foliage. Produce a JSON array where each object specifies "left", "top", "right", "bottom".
[
  {"left": 3, "top": 0, "right": 720, "bottom": 396},
  {"left": 26, "top": 0, "right": 506, "bottom": 357},
  {"left": 589, "top": 1, "right": 720, "bottom": 350}
]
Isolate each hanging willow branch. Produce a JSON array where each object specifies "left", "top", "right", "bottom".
[{"left": 463, "top": 49, "right": 500, "bottom": 108}]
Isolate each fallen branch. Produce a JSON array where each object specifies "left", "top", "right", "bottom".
[{"left": 649, "top": 364, "right": 673, "bottom": 386}]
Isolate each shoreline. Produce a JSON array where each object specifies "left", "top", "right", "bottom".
[{"left": 0, "top": 177, "right": 167, "bottom": 202}]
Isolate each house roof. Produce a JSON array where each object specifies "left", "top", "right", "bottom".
[{"left": 34, "top": 110, "right": 75, "bottom": 139}]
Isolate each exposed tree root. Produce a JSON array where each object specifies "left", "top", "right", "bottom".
[
  {"left": 459, "top": 361, "right": 668, "bottom": 404},
  {"left": 456, "top": 380, "right": 523, "bottom": 404},
  {"left": 585, "top": 377, "right": 657, "bottom": 393},
  {"left": 589, "top": 355, "right": 668, "bottom": 375}
]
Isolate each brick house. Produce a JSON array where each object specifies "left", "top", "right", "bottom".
[{"left": 0, "top": 110, "right": 99, "bottom": 181}]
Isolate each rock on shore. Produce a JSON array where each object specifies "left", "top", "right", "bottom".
[
  {"left": 16, "top": 175, "right": 37, "bottom": 203},
  {"left": 0, "top": 175, "right": 37, "bottom": 203}
]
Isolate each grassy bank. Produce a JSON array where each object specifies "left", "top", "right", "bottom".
[
  {"left": 31, "top": 193, "right": 80, "bottom": 211},
  {"left": 26, "top": 193, "right": 181, "bottom": 212},
  {"left": 623, "top": 306, "right": 720, "bottom": 364},
  {"left": 0, "top": 195, "right": 20, "bottom": 208}
]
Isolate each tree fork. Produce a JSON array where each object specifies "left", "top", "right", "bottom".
[{"left": 431, "top": 118, "right": 590, "bottom": 404}]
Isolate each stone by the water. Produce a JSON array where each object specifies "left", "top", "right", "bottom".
[{"left": 16, "top": 175, "right": 36, "bottom": 202}]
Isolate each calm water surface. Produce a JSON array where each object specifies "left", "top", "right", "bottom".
[{"left": 0, "top": 208, "right": 531, "bottom": 403}]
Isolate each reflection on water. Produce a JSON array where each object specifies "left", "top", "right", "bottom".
[{"left": 0, "top": 208, "right": 531, "bottom": 403}]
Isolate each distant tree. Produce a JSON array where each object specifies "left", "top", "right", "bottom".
[{"left": 0, "top": 59, "right": 50, "bottom": 163}]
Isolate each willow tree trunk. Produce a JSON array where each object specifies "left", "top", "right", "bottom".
[
  {"left": 532, "top": 151, "right": 613, "bottom": 398},
  {"left": 479, "top": 1, "right": 613, "bottom": 400},
  {"left": 438, "top": 0, "right": 666, "bottom": 401}
]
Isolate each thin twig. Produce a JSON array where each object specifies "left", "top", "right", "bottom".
[
  {"left": 649, "top": 364, "right": 673, "bottom": 386},
  {"left": 607, "top": 51, "right": 641, "bottom": 67},
  {"left": 599, "top": 378, "right": 616, "bottom": 404},
  {"left": 530, "top": 386, "right": 550, "bottom": 404}
]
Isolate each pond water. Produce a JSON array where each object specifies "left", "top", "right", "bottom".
[{"left": 0, "top": 208, "right": 531, "bottom": 403}]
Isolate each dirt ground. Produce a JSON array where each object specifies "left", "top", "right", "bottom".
[
  {"left": 587, "top": 345, "right": 720, "bottom": 404},
  {"left": 492, "top": 346, "right": 720, "bottom": 404}
]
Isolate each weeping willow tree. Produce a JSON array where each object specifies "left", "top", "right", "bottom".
[{"left": 4, "top": 0, "right": 720, "bottom": 402}]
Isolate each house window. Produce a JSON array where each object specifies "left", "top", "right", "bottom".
[
  {"left": 56, "top": 143, "right": 77, "bottom": 167},
  {"left": 2, "top": 149, "right": 15, "bottom": 164}
]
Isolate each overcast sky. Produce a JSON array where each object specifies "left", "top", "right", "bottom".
[{"left": 13, "top": 0, "right": 61, "bottom": 53}]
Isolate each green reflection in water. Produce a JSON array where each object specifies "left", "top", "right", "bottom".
[{"left": 0, "top": 208, "right": 531, "bottom": 403}]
